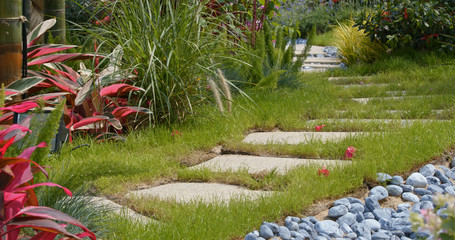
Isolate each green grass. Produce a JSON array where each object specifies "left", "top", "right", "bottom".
[
  {"left": 312, "top": 29, "right": 337, "bottom": 46},
  {"left": 39, "top": 51, "right": 455, "bottom": 239}
]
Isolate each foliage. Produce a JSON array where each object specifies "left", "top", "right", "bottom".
[
  {"left": 410, "top": 194, "right": 455, "bottom": 240},
  {"left": 0, "top": 123, "right": 95, "bottom": 239},
  {"left": 224, "top": 21, "right": 310, "bottom": 89},
  {"left": 2, "top": 19, "right": 151, "bottom": 141},
  {"left": 355, "top": 0, "right": 455, "bottom": 50},
  {"left": 276, "top": 0, "right": 373, "bottom": 37},
  {"left": 333, "top": 19, "right": 386, "bottom": 65},
  {"left": 90, "top": 0, "right": 246, "bottom": 123}
]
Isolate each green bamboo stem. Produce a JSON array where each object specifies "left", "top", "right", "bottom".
[
  {"left": 43, "top": 0, "right": 65, "bottom": 43},
  {"left": 0, "top": 0, "right": 23, "bottom": 86}
]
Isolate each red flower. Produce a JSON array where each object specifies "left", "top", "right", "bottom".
[
  {"left": 171, "top": 130, "right": 182, "bottom": 137},
  {"left": 315, "top": 125, "right": 326, "bottom": 131},
  {"left": 404, "top": 8, "right": 408, "bottom": 19},
  {"left": 344, "top": 146, "right": 357, "bottom": 159},
  {"left": 318, "top": 166, "right": 329, "bottom": 176}
]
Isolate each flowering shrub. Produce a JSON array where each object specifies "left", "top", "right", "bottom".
[
  {"left": 318, "top": 166, "right": 329, "bottom": 176},
  {"left": 410, "top": 194, "right": 455, "bottom": 239},
  {"left": 355, "top": 0, "right": 455, "bottom": 50}
]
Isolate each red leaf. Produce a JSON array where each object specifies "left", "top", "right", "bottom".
[
  {"left": 5, "top": 89, "right": 20, "bottom": 96},
  {"left": 0, "top": 137, "right": 16, "bottom": 158},
  {"left": 18, "top": 142, "right": 48, "bottom": 159},
  {"left": 14, "top": 182, "right": 72, "bottom": 197},
  {"left": 315, "top": 125, "right": 326, "bottom": 131},
  {"left": 0, "top": 112, "right": 14, "bottom": 124},
  {"left": 27, "top": 44, "right": 78, "bottom": 59},
  {"left": 70, "top": 116, "right": 109, "bottom": 131},
  {"left": 28, "top": 53, "right": 102, "bottom": 66},
  {"left": 0, "top": 158, "right": 48, "bottom": 179},
  {"left": 0, "top": 124, "right": 31, "bottom": 141},
  {"left": 112, "top": 106, "right": 152, "bottom": 118},
  {"left": 4, "top": 218, "right": 81, "bottom": 239},
  {"left": 100, "top": 84, "right": 144, "bottom": 98},
  {"left": 0, "top": 101, "right": 39, "bottom": 113}
]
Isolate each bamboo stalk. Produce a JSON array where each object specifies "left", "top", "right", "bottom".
[
  {"left": 0, "top": 0, "right": 23, "bottom": 86},
  {"left": 43, "top": 0, "right": 65, "bottom": 43}
]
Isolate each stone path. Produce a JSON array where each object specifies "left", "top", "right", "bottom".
[
  {"left": 351, "top": 95, "right": 434, "bottom": 104},
  {"left": 126, "top": 183, "right": 272, "bottom": 204},
  {"left": 295, "top": 45, "right": 342, "bottom": 72},
  {"left": 190, "top": 155, "right": 350, "bottom": 175},
  {"left": 242, "top": 132, "right": 365, "bottom": 145}
]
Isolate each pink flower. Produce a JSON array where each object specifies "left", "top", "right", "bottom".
[
  {"left": 344, "top": 146, "right": 357, "bottom": 159},
  {"left": 318, "top": 166, "right": 329, "bottom": 176},
  {"left": 315, "top": 125, "right": 326, "bottom": 131}
]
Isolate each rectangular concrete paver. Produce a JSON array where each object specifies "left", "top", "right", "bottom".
[
  {"left": 190, "top": 155, "right": 350, "bottom": 175},
  {"left": 307, "top": 119, "right": 448, "bottom": 126},
  {"left": 351, "top": 95, "right": 434, "bottom": 104},
  {"left": 243, "top": 132, "right": 365, "bottom": 145},
  {"left": 126, "top": 183, "right": 272, "bottom": 204}
]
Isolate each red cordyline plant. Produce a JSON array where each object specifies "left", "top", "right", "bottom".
[
  {"left": 0, "top": 124, "right": 95, "bottom": 239},
  {"left": 1, "top": 19, "right": 151, "bottom": 141}
]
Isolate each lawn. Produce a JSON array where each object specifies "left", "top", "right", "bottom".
[{"left": 40, "top": 51, "right": 455, "bottom": 239}]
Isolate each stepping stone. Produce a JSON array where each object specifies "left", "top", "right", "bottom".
[
  {"left": 190, "top": 155, "right": 350, "bottom": 175},
  {"left": 307, "top": 119, "right": 448, "bottom": 126},
  {"left": 336, "top": 110, "right": 445, "bottom": 116},
  {"left": 82, "top": 196, "right": 154, "bottom": 224},
  {"left": 126, "top": 183, "right": 271, "bottom": 204},
  {"left": 302, "top": 68, "right": 328, "bottom": 73},
  {"left": 303, "top": 63, "right": 340, "bottom": 69},
  {"left": 340, "top": 83, "right": 390, "bottom": 88},
  {"left": 295, "top": 45, "right": 327, "bottom": 56},
  {"left": 386, "top": 91, "right": 407, "bottom": 96},
  {"left": 351, "top": 95, "right": 434, "bottom": 104},
  {"left": 328, "top": 76, "right": 370, "bottom": 81},
  {"left": 242, "top": 132, "right": 364, "bottom": 145},
  {"left": 304, "top": 57, "right": 341, "bottom": 64}
]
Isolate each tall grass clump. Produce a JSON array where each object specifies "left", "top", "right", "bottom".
[
  {"left": 333, "top": 19, "right": 386, "bottom": 66},
  {"left": 92, "top": 0, "right": 243, "bottom": 123}
]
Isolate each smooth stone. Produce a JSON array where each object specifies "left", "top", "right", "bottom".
[
  {"left": 420, "top": 195, "right": 433, "bottom": 202},
  {"left": 286, "top": 221, "right": 299, "bottom": 232},
  {"left": 336, "top": 213, "right": 356, "bottom": 226},
  {"left": 347, "top": 197, "right": 364, "bottom": 205},
  {"left": 419, "top": 164, "right": 436, "bottom": 177},
  {"left": 356, "top": 212, "right": 365, "bottom": 222},
  {"left": 435, "top": 170, "right": 451, "bottom": 184},
  {"left": 314, "top": 236, "right": 327, "bottom": 240},
  {"left": 369, "top": 186, "right": 388, "bottom": 201},
  {"left": 253, "top": 230, "right": 259, "bottom": 236},
  {"left": 377, "top": 173, "right": 392, "bottom": 183},
  {"left": 436, "top": 208, "right": 448, "bottom": 218},
  {"left": 308, "top": 216, "right": 318, "bottom": 224},
  {"left": 397, "top": 203, "right": 411, "bottom": 211},
  {"left": 439, "top": 165, "right": 455, "bottom": 179},
  {"left": 391, "top": 230, "right": 405, "bottom": 237},
  {"left": 314, "top": 220, "right": 343, "bottom": 238},
  {"left": 263, "top": 222, "right": 279, "bottom": 234},
  {"left": 411, "top": 202, "right": 422, "bottom": 213},
  {"left": 291, "top": 231, "right": 303, "bottom": 239},
  {"left": 363, "top": 212, "right": 375, "bottom": 219},
  {"left": 401, "top": 237, "right": 412, "bottom": 240},
  {"left": 245, "top": 233, "right": 258, "bottom": 240},
  {"left": 291, "top": 216, "right": 300, "bottom": 222},
  {"left": 391, "top": 175, "right": 404, "bottom": 185},
  {"left": 445, "top": 186, "right": 455, "bottom": 195},
  {"left": 426, "top": 176, "right": 441, "bottom": 186},
  {"left": 351, "top": 223, "right": 371, "bottom": 239},
  {"left": 362, "top": 219, "right": 381, "bottom": 231},
  {"left": 451, "top": 157, "right": 455, "bottom": 168},
  {"left": 402, "top": 192, "right": 420, "bottom": 203},
  {"left": 384, "top": 208, "right": 396, "bottom": 216},
  {"left": 299, "top": 223, "right": 317, "bottom": 239},
  {"left": 393, "top": 218, "right": 412, "bottom": 226},
  {"left": 428, "top": 184, "right": 444, "bottom": 194},
  {"left": 373, "top": 209, "right": 391, "bottom": 221},
  {"left": 365, "top": 197, "right": 381, "bottom": 212},
  {"left": 297, "top": 229, "right": 311, "bottom": 238},
  {"left": 301, "top": 217, "right": 314, "bottom": 227},
  {"left": 334, "top": 198, "right": 351, "bottom": 208},
  {"left": 399, "top": 184, "right": 414, "bottom": 192},
  {"left": 372, "top": 231, "right": 391, "bottom": 240},
  {"left": 414, "top": 188, "right": 432, "bottom": 196},
  {"left": 393, "top": 211, "right": 409, "bottom": 219},
  {"left": 340, "top": 222, "right": 353, "bottom": 234},
  {"left": 441, "top": 182, "right": 454, "bottom": 189},
  {"left": 406, "top": 173, "right": 428, "bottom": 188},
  {"left": 278, "top": 226, "right": 291, "bottom": 240},
  {"left": 420, "top": 201, "right": 434, "bottom": 210},
  {"left": 345, "top": 232, "right": 357, "bottom": 239},
  {"left": 391, "top": 236, "right": 400, "bottom": 240},
  {"left": 257, "top": 238, "right": 265, "bottom": 240},
  {"left": 329, "top": 205, "right": 349, "bottom": 219},
  {"left": 378, "top": 229, "right": 392, "bottom": 237},
  {"left": 349, "top": 203, "right": 365, "bottom": 214},
  {"left": 386, "top": 185, "right": 403, "bottom": 196},
  {"left": 379, "top": 218, "right": 393, "bottom": 230},
  {"left": 411, "top": 230, "right": 431, "bottom": 239},
  {"left": 259, "top": 225, "right": 274, "bottom": 239}
]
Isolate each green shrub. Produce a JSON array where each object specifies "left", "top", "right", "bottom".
[
  {"left": 333, "top": 19, "right": 386, "bottom": 66},
  {"left": 355, "top": 0, "right": 455, "bottom": 50},
  {"left": 91, "top": 0, "right": 243, "bottom": 123}
]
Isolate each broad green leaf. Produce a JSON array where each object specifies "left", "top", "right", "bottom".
[
  {"left": 6, "top": 77, "right": 45, "bottom": 93},
  {"left": 74, "top": 79, "right": 94, "bottom": 106},
  {"left": 27, "top": 19, "right": 56, "bottom": 46}
]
